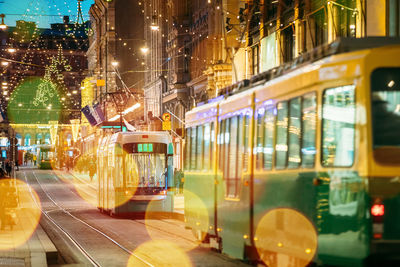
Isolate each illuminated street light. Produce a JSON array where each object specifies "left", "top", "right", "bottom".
[
  {"left": 150, "top": 24, "right": 160, "bottom": 31},
  {"left": 3, "top": 91, "right": 7, "bottom": 96},
  {"left": 141, "top": 46, "right": 149, "bottom": 54},
  {"left": 7, "top": 48, "right": 16, "bottom": 53},
  {"left": 72, "top": 90, "right": 78, "bottom": 94},
  {"left": 1, "top": 61, "right": 9, "bottom": 66},
  {"left": 0, "top": 14, "right": 7, "bottom": 30},
  {"left": 1, "top": 82, "right": 7, "bottom": 86},
  {"left": 111, "top": 61, "right": 119, "bottom": 67}
]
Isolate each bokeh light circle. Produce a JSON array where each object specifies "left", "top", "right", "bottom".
[
  {"left": 8, "top": 77, "right": 61, "bottom": 125},
  {"left": 143, "top": 191, "right": 199, "bottom": 251},
  {"left": 0, "top": 179, "right": 42, "bottom": 250},
  {"left": 127, "top": 240, "right": 192, "bottom": 267},
  {"left": 254, "top": 208, "right": 317, "bottom": 267}
]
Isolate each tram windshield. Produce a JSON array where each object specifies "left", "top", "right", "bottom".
[
  {"left": 125, "top": 154, "right": 166, "bottom": 187},
  {"left": 40, "top": 149, "right": 53, "bottom": 161},
  {"left": 371, "top": 68, "right": 400, "bottom": 164}
]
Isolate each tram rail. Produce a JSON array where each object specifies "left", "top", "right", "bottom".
[{"left": 24, "top": 171, "right": 155, "bottom": 267}]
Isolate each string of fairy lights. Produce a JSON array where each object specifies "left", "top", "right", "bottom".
[{"left": 1, "top": 0, "right": 90, "bottom": 115}]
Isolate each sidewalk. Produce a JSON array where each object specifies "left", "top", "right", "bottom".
[
  {"left": 65, "top": 170, "right": 185, "bottom": 218},
  {"left": 0, "top": 176, "right": 58, "bottom": 267}
]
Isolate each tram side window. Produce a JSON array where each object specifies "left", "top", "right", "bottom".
[
  {"left": 255, "top": 110, "right": 264, "bottom": 169},
  {"left": 302, "top": 93, "right": 317, "bottom": 168},
  {"left": 237, "top": 116, "right": 244, "bottom": 177},
  {"left": 218, "top": 120, "right": 225, "bottom": 173},
  {"left": 210, "top": 122, "right": 215, "bottom": 170},
  {"left": 322, "top": 85, "right": 356, "bottom": 167},
  {"left": 275, "top": 101, "right": 289, "bottom": 169},
  {"left": 197, "top": 125, "right": 204, "bottom": 170},
  {"left": 243, "top": 114, "right": 250, "bottom": 172},
  {"left": 185, "top": 128, "right": 191, "bottom": 170},
  {"left": 223, "top": 119, "right": 231, "bottom": 179},
  {"left": 229, "top": 117, "right": 240, "bottom": 197},
  {"left": 288, "top": 97, "right": 302, "bottom": 169},
  {"left": 263, "top": 107, "right": 275, "bottom": 170},
  {"left": 191, "top": 127, "right": 197, "bottom": 170},
  {"left": 203, "top": 123, "right": 211, "bottom": 170}
]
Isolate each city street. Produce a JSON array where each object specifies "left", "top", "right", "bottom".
[
  {"left": 2, "top": 0, "right": 400, "bottom": 266},
  {"left": 16, "top": 168, "right": 250, "bottom": 267}
]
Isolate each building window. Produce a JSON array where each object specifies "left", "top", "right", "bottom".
[
  {"left": 282, "top": 26, "right": 295, "bottom": 63},
  {"left": 313, "top": 9, "right": 328, "bottom": 46},
  {"left": 334, "top": 0, "right": 357, "bottom": 38},
  {"left": 251, "top": 45, "right": 260, "bottom": 75},
  {"left": 387, "top": 0, "right": 400, "bottom": 36}
]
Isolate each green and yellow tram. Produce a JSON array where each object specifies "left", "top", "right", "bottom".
[
  {"left": 97, "top": 131, "right": 174, "bottom": 216},
  {"left": 37, "top": 144, "right": 54, "bottom": 170},
  {"left": 184, "top": 38, "right": 400, "bottom": 266}
]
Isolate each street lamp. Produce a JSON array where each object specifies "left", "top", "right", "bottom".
[
  {"left": 141, "top": 46, "right": 149, "bottom": 54},
  {"left": 111, "top": 60, "right": 119, "bottom": 67},
  {"left": 0, "top": 14, "right": 7, "bottom": 30}
]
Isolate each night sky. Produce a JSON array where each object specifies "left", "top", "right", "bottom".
[{"left": 0, "top": 0, "right": 94, "bottom": 28}]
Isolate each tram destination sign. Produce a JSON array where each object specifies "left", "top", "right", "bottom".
[{"left": 123, "top": 143, "right": 167, "bottom": 154}]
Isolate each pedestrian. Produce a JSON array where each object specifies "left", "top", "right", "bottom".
[
  {"left": 5, "top": 161, "right": 11, "bottom": 177},
  {"left": 89, "top": 161, "right": 96, "bottom": 182}
]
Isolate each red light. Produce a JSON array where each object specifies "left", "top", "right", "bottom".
[
  {"left": 373, "top": 233, "right": 382, "bottom": 239},
  {"left": 142, "top": 135, "right": 149, "bottom": 138},
  {"left": 371, "top": 204, "right": 385, "bottom": 217}
]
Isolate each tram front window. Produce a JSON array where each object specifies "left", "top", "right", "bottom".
[
  {"left": 371, "top": 68, "right": 400, "bottom": 164},
  {"left": 125, "top": 153, "right": 166, "bottom": 188}
]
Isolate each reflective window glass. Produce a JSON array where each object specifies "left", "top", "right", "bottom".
[
  {"left": 263, "top": 107, "right": 275, "bottom": 169},
  {"left": 256, "top": 110, "right": 264, "bottom": 169},
  {"left": 275, "top": 101, "right": 288, "bottom": 169},
  {"left": 322, "top": 85, "right": 355, "bottom": 167},
  {"left": 302, "top": 93, "right": 317, "bottom": 168},
  {"left": 197, "top": 125, "right": 204, "bottom": 170},
  {"left": 288, "top": 97, "right": 302, "bottom": 168},
  {"left": 204, "top": 123, "right": 211, "bottom": 170},
  {"left": 190, "top": 127, "right": 197, "bottom": 169}
]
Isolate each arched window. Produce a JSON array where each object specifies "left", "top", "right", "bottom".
[
  {"left": 16, "top": 133, "right": 22, "bottom": 146},
  {"left": 45, "top": 133, "right": 51, "bottom": 145},
  {"left": 36, "top": 133, "right": 43, "bottom": 144},
  {"left": 24, "top": 134, "right": 31, "bottom": 146}
]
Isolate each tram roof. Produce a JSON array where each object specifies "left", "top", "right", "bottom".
[
  {"left": 109, "top": 131, "right": 172, "bottom": 145},
  {"left": 187, "top": 37, "right": 400, "bottom": 121}
]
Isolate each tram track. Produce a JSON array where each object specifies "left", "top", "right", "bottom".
[
  {"left": 23, "top": 170, "right": 155, "bottom": 267},
  {"left": 59, "top": 170, "right": 198, "bottom": 245}
]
